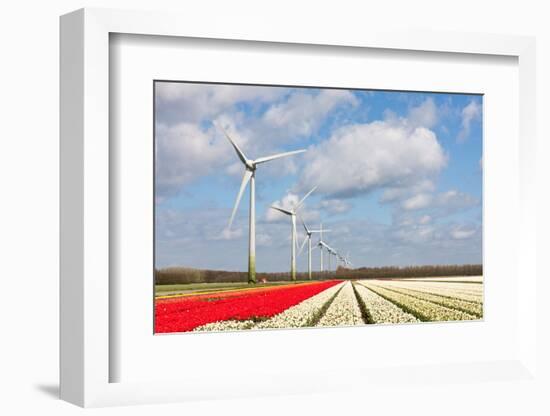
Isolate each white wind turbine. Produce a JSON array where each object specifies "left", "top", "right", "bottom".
[
  {"left": 297, "top": 218, "right": 324, "bottom": 280},
  {"left": 316, "top": 223, "right": 332, "bottom": 272},
  {"left": 320, "top": 242, "right": 337, "bottom": 273},
  {"left": 344, "top": 252, "right": 353, "bottom": 268},
  {"left": 219, "top": 124, "right": 306, "bottom": 284},
  {"left": 271, "top": 187, "right": 317, "bottom": 281}
]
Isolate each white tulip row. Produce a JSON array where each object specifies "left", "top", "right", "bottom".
[
  {"left": 395, "top": 285, "right": 483, "bottom": 303},
  {"left": 255, "top": 282, "right": 345, "bottom": 329},
  {"left": 404, "top": 276, "right": 483, "bottom": 283},
  {"left": 353, "top": 283, "right": 418, "bottom": 324},
  {"left": 368, "top": 284, "right": 483, "bottom": 317},
  {"left": 193, "top": 319, "right": 256, "bottom": 332},
  {"left": 316, "top": 282, "right": 363, "bottom": 327},
  {"left": 359, "top": 282, "right": 478, "bottom": 322},
  {"left": 379, "top": 280, "right": 483, "bottom": 300},
  {"left": 194, "top": 282, "right": 345, "bottom": 332}
]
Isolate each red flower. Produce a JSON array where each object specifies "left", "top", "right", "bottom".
[{"left": 155, "top": 280, "right": 341, "bottom": 333}]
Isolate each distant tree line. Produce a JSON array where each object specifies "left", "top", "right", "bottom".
[
  {"left": 333, "top": 264, "right": 482, "bottom": 280},
  {"left": 155, "top": 264, "right": 482, "bottom": 285}
]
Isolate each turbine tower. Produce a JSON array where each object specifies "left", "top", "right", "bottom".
[
  {"left": 344, "top": 252, "right": 353, "bottom": 268},
  {"left": 317, "top": 223, "right": 332, "bottom": 272},
  {"left": 271, "top": 187, "right": 317, "bottom": 281},
  {"left": 298, "top": 218, "right": 325, "bottom": 280},
  {"left": 219, "top": 124, "right": 306, "bottom": 284}
]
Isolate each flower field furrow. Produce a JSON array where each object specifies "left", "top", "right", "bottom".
[
  {"left": 353, "top": 284, "right": 419, "bottom": 324},
  {"left": 155, "top": 280, "right": 342, "bottom": 333},
  {"left": 359, "top": 282, "right": 478, "bottom": 322},
  {"left": 316, "top": 282, "right": 363, "bottom": 327},
  {"left": 368, "top": 284, "right": 483, "bottom": 317},
  {"left": 255, "top": 282, "right": 345, "bottom": 329}
]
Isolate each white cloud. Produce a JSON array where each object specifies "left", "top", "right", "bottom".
[
  {"left": 156, "top": 82, "right": 287, "bottom": 124},
  {"left": 458, "top": 100, "right": 481, "bottom": 142},
  {"left": 155, "top": 123, "right": 229, "bottom": 200},
  {"left": 256, "top": 233, "right": 273, "bottom": 246},
  {"left": 319, "top": 198, "right": 352, "bottom": 215},
  {"left": 399, "top": 189, "right": 478, "bottom": 216},
  {"left": 435, "top": 190, "right": 477, "bottom": 210},
  {"left": 380, "top": 180, "right": 435, "bottom": 203},
  {"left": 213, "top": 227, "right": 244, "bottom": 241},
  {"left": 262, "top": 89, "right": 358, "bottom": 139},
  {"left": 155, "top": 84, "right": 360, "bottom": 202},
  {"left": 450, "top": 226, "right": 477, "bottom": 240},
  {"left": 419, "top": 215, "right": 432, "bottom": 225},
  {"left": 299, "top": 117, "right": 447, "bottom": 198},
  {"left": 408, "top": 97, "right": 438, "bottom": 128},
  {"left": 401, "top": 193, "right": 433, "bottom": 210}
]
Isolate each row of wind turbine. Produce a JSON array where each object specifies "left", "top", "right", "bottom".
[{"left": 219, "top": 123, "right": 352, "bottom": 283}]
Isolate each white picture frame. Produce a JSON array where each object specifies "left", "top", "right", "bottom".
[{"left": 60, "top": 7, "right": 538, "bottom": 408}]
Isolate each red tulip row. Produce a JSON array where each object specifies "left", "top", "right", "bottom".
[{"left": 155, "top": 280, "right": 342, "bottom": 333}]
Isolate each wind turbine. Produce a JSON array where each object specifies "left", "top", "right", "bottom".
[
  {"left": 316, "top": 223, "right": 332, "bottom": 272},
  {"left": 344, "top": 252, "right": 353, "bottom": 268},
  {"left": 219, "top": 124, "right": 306, "bottom": 284},
  {"left": 271, "top": 187, "right": 317, "bottom": 281},
  {"left": 321, "top": 242, "right": 337, "bottom": 273},
  {"left": 297, "top": 219, "right": 324, "bottom": 280}
]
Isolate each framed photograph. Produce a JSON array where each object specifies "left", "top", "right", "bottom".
[{"left": 60, "top": 8, "right": 537, "bottom": 407}]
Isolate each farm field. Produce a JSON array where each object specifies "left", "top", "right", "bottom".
[{"left": 154, "top": 276, "right": 483, "bottom": 333}]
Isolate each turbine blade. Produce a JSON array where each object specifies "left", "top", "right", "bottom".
[
  {"left": 253, "top": 149, "right": 306, "bottom": 165},
  {"left": 299, "top": 216, "right": 310, "bottom": 234},
  {"left": 270, "top": 205, "right": 293, "bottom": 216},
  {"left": 298, "top": 234, "right": 308, "bottom": 255},
  {"left": 227, "top": 170, "right": 252, "bottom": 229},
  {"left": 295, "top": 186, "right": 317, "bottom": 211},
  {"left": 216, "top": 123, "right": 248, "bottom": 165}
]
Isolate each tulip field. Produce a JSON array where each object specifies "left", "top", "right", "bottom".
[{"left": 154, "top": 276, "right": 483, "bottom": 333}]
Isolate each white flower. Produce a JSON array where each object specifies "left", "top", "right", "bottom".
[
  {"left": 354, "top": 284, "right": 418, "bottom": 324},
  {"left": 358, "top": 281, "right": 478, "bottom": 322},
  {"left": 194, "top": 320, "right": 255, "bottom": 332},
  {"left": 256, "top": 282, "right": 345, "bottom": 329},
  {"left": 316, "top": 282, "right": 363, "bottom": 327}
]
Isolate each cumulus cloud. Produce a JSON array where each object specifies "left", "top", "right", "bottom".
[
  {"left": 156, "top": 82, "right": 287, "bottom": 124},
  {"left": 299, "top": 114, "right": 447, "bottom": 198},
  {"left": 262, "top": 89, "right": 358, "bottom": 139},
  {"left": 458, "top": 99, "right": 481, "bottom": 142},
  {"left": 155, "top": 84, "right": 357, "bottom": 202},
  {"left": 408, "top": 97, "right": 438, "bottom": 128},
  {"left": 155, "top": 122, "right": 229, "bottom": 201},
  {"left": 214, "top": 227, "right": 244, "bottom": 241},
  {"left": 418, "top": 215, "right": 432, "bottom": 225},
  {"left": 398, "top": 189, "right": 478, "bottom": 218},
  {"left": 319, "top": 198, "right": 352, "bottom": 215},
  {"left": 450, "top": 226, "right": 477, "bottom": 240},
  {"left": 401, "top": 193, "right": 433, "bottom": 210}
]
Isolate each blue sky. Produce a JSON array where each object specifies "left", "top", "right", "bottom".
[{"left": 155, "top": 82, "right": 482, "bottom": 271}]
